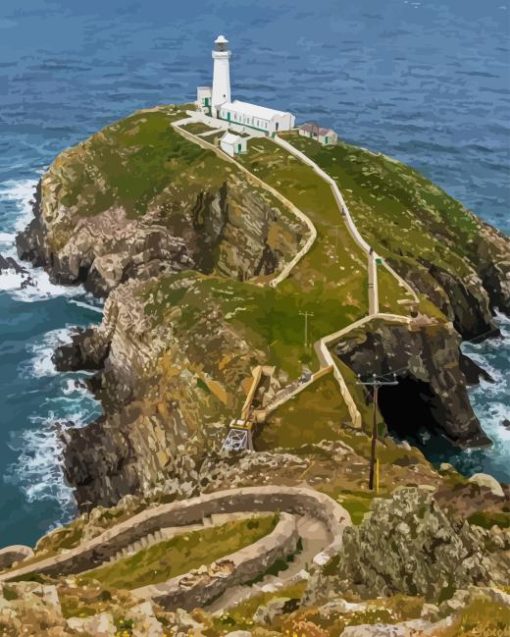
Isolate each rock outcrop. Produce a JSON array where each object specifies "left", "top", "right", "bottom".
[
  {"left": 335, "top": 318, "right": 490, "bottom": 447},
  {"left": 16, "top": 109, "right": 306, "bottom": 297},
  {"left": 306, "top": 487, "right": 510, "bottom": 603}
]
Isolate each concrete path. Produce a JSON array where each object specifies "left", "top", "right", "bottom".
[{"left": 206, "top": 513, "right": 332, "bottom": 612}]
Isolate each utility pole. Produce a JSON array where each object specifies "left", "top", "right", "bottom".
[
  {"left": 357, "top": 372, "right": 399, "bottom": 491},
  {"left": 299, "top": 311, "right": 314, "bottom": 349}
]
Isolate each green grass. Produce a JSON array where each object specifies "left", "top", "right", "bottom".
[
  {"left": 213, "top": 581, "right": 307, "bottom": 631},
  {"left": 143, "top": 271, "right": 363, "bottom": 380},
  {"left": 182, "top": 121, "right": 216, "bottom": 135},
  {"left": 257, "top": 373, "right": 351, "bottom": 450},
  {"left": 284, "top": 133, "right": 480, "bottom": 280},
  {"left": 79, "top": 514, "right": 278, "bottom": 590},
  {"left": 336, "top": 492, "right": 374, "bottom": 525},
  {"left": 468, "top": 510, "right": 510, "bottom": 529}
]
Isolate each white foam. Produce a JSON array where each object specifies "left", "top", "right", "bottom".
[
  {"left": 21, "top": 327, "right": 74, "bottom": 378},
  {"left": 0, "top": 178, "right": 87, "bottom": 303},
  {"left": 69, "top": 298, "right": 104, "bottom": 314},
  {"left": 462, "top": 313, "right": 510, "bottom": 479},
  {"left": 0, "top": 268, "right": 26, "bottom": 292},
  {"left": 5, "top": 392, "right": 102, "bottom": 524}
]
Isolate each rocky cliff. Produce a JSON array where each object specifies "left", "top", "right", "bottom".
[
  {"left": 335, "top": 317, "right": 491, "bottom": 447},
  {"left": 17, "top": 106, "right": 306, "bottom": 297},
  {"left": 16, "top": 105, "right": 510, "bottom": 510}
]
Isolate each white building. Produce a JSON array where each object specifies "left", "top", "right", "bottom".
[
  {"left": 220, "top": 132, "right": 247, "bottom": 157},
  {"left": 196, "top": 86, "right": 212, "bottom": 116},
  {"left": 196, "top": 35, "right": 295, "bottom": 137},
  {"left": 218, "top": 100, "right": 295, "bottom": 135},
  {"left": 298, "top": 122, "right": 338, "bottom": 146}
]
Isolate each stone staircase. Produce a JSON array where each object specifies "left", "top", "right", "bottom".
[{"left": 101, "top": 512, "right": 268, "bottom": 568}]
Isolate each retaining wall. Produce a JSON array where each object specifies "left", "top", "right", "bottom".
[
  {"left": 1, "top": 486, "right": 350, "bottom": 583},
  {"left": 133, "top": 512, "right": 299, "bottom": 610},
  {"left": 0, "top": 545, "right": 34, "bottom": 570}
]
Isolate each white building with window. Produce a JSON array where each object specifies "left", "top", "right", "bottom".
[
  {"left": 196, "top": 35, "right": 295, "bottom": 137},
  {"left": 220, "top": 132, "right": 247, "bottom": 157},
  {"left": 218, "top": 100, "right": 294, "bottom": 135}
]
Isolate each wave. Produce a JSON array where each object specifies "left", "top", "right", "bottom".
[
  {"left": 0, "top": 178, "right": 87, "bottom": 302},
  {"left": 4, "top": 386, "right": 102, "bottom": 528},
  {"left": 69, "top": 298, "right": 104, "bottom": 314},
  {"left": 459, "top": 312, "right": 510, "bottom": 481},
  {"left": 20, "top": 328, "right": 74, "bottom": 379}
]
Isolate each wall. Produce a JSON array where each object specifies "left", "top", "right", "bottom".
[
  {"left": 133, "top": 512, "right": 299, "bottom": 610},
  {"left": 0, "top": 486, "right": 350, "bottom": 583}
]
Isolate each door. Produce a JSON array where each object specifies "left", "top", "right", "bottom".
[{"left": 227, "top": 112, "right": 231, "bottom": 122}]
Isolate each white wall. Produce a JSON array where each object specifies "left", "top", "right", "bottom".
[{"left": 212, "top": 52, "right": 231, "bottom": 109}]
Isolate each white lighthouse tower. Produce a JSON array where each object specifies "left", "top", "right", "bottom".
[{"left": 211, "top": 35, "right": 231, "bottom": 115}]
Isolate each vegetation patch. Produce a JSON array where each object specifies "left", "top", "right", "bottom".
[
  {"left": 213, "top": 581, "right": 307, "bottom": 631},
  {"left": 257, "top": 373, "right": 350, "bottom": 450},
  {"left": 80, "top": 514, "right": 278, "bottom": 590},
  {"left": 435, "top": 596, "right": 510, "bottom": 637},
  {"left": 468, "top": 510, "right": 510, "bottom": 530},
  {"left": 283, "top": 133, "right": 480, "bottom": 281}
]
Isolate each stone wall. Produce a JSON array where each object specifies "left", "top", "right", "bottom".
[
  {"left": 0, "top": 486, "right": 350, "bottom": 583},
  {"left": 0, "top": 545, "right": 34, "bottom": 570},
  {"left": 133, "top": 512, "right": 299, "bottom": 610}
]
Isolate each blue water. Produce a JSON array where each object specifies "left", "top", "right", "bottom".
[{"left": 0, "top": 0, "right": 509, "bottom": 546}]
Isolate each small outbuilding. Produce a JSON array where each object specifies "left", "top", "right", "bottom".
[
  {"left": 298, "top": 122, "right": 338, "bottom": 146},
  {"left": 196, "top": 86, "right": 212, "bottom": 115},
  {"left": 220, "top": 132, "right": 248, "bottom": 157}
]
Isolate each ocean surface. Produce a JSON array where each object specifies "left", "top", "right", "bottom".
[{"left": 0, "top": 0, "right": 509, "bottom": 546}]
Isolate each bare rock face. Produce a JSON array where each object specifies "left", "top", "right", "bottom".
[
  {"left": 307, "top": 487, "right": 510, "bottom": 603},
  {"left": 16, "top": 172, "right": 304, "bottom": 297},
  {"left": 335, "top": 318, "right": 490, "bottom": 448},
  {"left": 59, "top": 277, "right": 266, "bottom": 510}
]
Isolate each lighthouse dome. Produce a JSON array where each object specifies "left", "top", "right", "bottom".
[{"left": 214, "top": 35, "right": 230, "bottom": 52}]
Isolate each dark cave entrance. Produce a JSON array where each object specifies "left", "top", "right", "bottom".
[{"left": 378, "top": 375, "right": 442, "bottom": 442}]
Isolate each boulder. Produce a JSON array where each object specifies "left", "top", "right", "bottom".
[
  {"left": 468, "top": 473, "right": 505, "bottom": 498},
  {"left": 339, "top": 618, "right": 454, "bottom": 637},
  {"left": 253, "top": 597, "right": 299, "bottom": 625},
  {"left": 310, "top": 487, "right": 505, "bottom": 602},
  {"left": 67, "top": 611, "right": 116, "bottom": 636},
  {"left": 127, "top": 601, "right": 163, "bottom": 637}
]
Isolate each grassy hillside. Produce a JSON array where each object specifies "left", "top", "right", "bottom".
[{"left": 282, "top": 133, "right": 481, "bottom": 279}]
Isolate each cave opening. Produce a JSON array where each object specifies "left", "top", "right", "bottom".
[{"left": 378, "top": 375, "right": 442, "bottom": 442}]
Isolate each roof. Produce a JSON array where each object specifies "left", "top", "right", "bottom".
[
  {"left": 221, "top": 132, "right": 242, "bottom": 144},
  {"left": 222, "top": 100, "right": 292, "bottom": 121},
  {"left": 215, "top": 35, "right": 229, "bottom": 44},
  {"left": 299, "top": 122, "right": 336, "bottom": 136}
]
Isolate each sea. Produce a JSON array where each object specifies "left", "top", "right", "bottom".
[{"left": 0, "top": 0, "right": 508, "bottom": 546}]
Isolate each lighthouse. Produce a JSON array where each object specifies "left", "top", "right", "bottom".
[
  {"left": 195, "top": 35, "right": 295, "bottom": 137},
  {"left": 211, "top": 35, "right": 231, "bottom": 114}
]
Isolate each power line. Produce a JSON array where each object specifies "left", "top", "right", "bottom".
[{"left": 357, "top": 372, "right": 399, "bottom": 492}]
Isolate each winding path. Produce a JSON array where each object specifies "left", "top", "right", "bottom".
[
  {"left": 173, "top": 115, "right": 419, "bottom": 430},
  {"left": 0, "top": 486, "right": 351, "bottom": 612}
]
